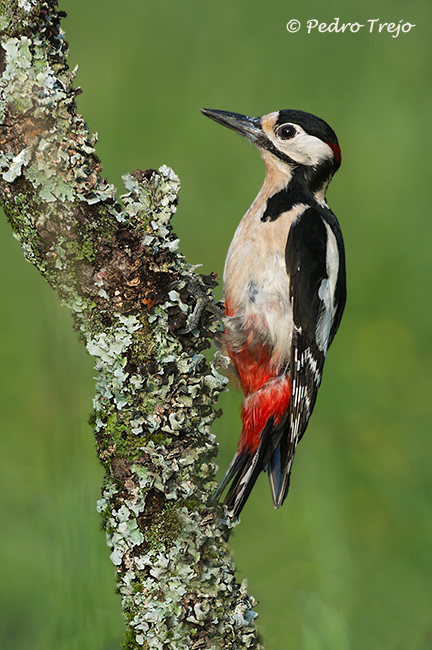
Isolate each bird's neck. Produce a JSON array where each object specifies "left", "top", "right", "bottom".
[
  {"left": 259, "top": 149, "right": 333, "bottom": 213},
  {"left": 253, "top": 153, "right": 331, "bottom": 224}
]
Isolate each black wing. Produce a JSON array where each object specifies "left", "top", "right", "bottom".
[
  {"left": 268, "top": 206, "right": 346, "bottom": 506},
  {"left": 214, "top": 414, "right": 288, "bottom": 518}
]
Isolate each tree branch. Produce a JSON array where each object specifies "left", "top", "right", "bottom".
[{"left": 0, "top": 2, "right": 264, "bottom": 648}]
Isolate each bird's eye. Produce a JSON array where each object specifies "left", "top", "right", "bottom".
[{"left": 277, "top": 124, "right": 296, "bottom": 140}]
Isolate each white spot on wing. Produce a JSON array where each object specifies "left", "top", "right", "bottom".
[
  {"left": 324, "top": 222, "right": 340, "bottom": 321},
  {"left": 316, "top": 278, "right": 332, "bottom": 352},
  {"left": 315, "top": 223, "right": 340, "bottom": 353}
]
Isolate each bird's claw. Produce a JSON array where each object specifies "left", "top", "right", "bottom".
[{"left": 173, "top": 275, "right": 224, "bottom": 335}]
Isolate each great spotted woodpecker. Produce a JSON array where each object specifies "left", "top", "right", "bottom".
[{"left": 201, "top": 108, "right": 346, "bottom": 517}]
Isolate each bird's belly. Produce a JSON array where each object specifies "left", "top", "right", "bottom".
[
  {"left": 223, "top": 242, "right": 293, "bottom": 368},
  {"left": 222, "top": 204, "right": 307, "bottom": 369}
]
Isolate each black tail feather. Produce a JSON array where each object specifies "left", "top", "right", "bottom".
[
  {"left": 213, "top": 452, "right": 248, "bottom": 503},
  {"left": 223, "top": 448, "right": 262, "bottom": 517},
  {"left": 267, "top": 432, "right": 296, "bottom": 508},
  {"left": 215, "top": 416, "right": 288, "bottom": 517}
]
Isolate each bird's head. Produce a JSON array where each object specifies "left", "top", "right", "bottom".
[{"left": 201, "top": 108, "right": 341, "bottom": 194}]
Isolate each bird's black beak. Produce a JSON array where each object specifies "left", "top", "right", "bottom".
[{"left": 201, "top": 108, "right": 263, "bottom": 145}]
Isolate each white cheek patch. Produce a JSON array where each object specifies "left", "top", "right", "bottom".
[
  {"left": 285, "top": 133, "right": 333, "bottom": 167},
  {"left": 267, "top": 128, "right": 334, "bottom": 167}
]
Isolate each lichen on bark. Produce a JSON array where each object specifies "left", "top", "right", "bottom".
[{"left": 0, "top": 2, "right": 265, "bottom": 649}]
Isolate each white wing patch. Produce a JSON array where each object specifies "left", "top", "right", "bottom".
[
  {"left": 315, "top": 222, "right": 340, "bottom": 354},
  {"left": 316, "top": 278, "right": 332, "bottom": 352}
]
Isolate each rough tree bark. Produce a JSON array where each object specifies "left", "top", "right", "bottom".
[{"left": 0, "top": 2, "right": 265, "bottom": 649}]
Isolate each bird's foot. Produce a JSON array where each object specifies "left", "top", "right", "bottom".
[{"left": 174, "top": 274, "right": 224, "bottom": 335}]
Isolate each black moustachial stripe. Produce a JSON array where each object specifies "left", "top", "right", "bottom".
[
  {"left": 262, "top": 184, "right": 306, "bottom": 222},
  {"left": 262, "top": 156, "right": 338, "bottom": 223}
]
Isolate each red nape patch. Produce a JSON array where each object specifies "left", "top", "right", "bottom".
[
  {"left": 327, "top": 142, "right": 341, "bottom": 165},
  {"left": 240, "top": 375, "right": 291, "bottom": 453}
]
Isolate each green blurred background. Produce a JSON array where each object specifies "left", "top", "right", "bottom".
[{"left": 1, "top": 0, "right": 431, "bottom": 648}]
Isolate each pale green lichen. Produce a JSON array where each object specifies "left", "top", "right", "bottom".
[
  {"left": 87, "top": 172, "right": 261, "bottom": 648},
  {"left": 88, "top": 315, "right": 143, "bottom": 410},
  {"left": 1, "top": 35, "right": 67, "bottom": 118},
  {"left": 17, "top": 0, "right": 37, "bottom": 12},
  {"left": 2, "top": 146, "right": 31, "bottom": 182}
]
